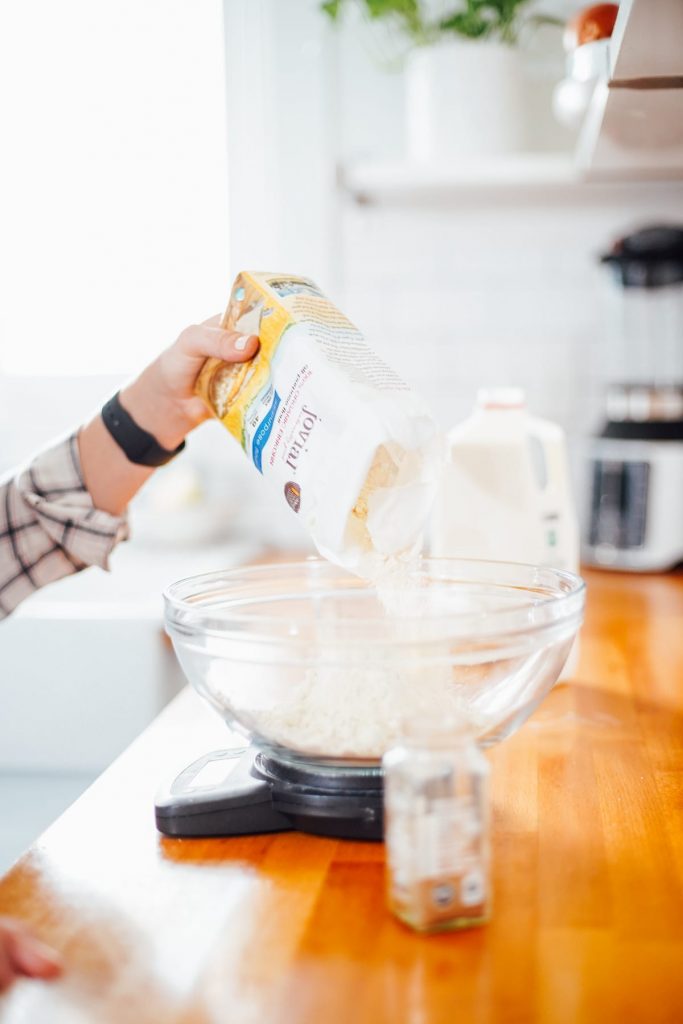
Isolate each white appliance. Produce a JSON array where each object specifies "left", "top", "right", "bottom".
[
  {"left": 586, "top": 434, "right": 683, "bottom": 571},
  {"left": 584, "top": 227, "right": 683, "bottom": 572}
]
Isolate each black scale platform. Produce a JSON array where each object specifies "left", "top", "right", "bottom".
[{"left": 155, "top": 746, "right": 384, "bottom": 841}]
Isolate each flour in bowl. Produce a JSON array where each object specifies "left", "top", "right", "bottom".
[
  {"left": 210, "top": 661, "right": 481, "bottom": 761},
  {"left": 205, "top": 570, "right": 498, "bottom": 761}
]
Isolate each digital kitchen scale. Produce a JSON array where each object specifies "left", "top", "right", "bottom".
[{"left": 155, "top": 747, "right": 384, "bottom": 841}]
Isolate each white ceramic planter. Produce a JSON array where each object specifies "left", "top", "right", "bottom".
[{"left": 405, "top": 39, "right": 527, "bottom": 160}]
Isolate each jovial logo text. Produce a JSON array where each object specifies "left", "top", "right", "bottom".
[{"left": 285, "top": 407, "right": 318, "bottom": 473}]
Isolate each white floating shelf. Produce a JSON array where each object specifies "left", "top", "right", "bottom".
[
  {"left": 341, "top": 153, "right": 579, "bottom": 202},
  {"left": 340, "top": 150, "right": 683, "bottom": 204}
]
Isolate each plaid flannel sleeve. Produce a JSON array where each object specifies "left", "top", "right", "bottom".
[{"left": 0, "top": 433, "right": 129, "bottom": 620}]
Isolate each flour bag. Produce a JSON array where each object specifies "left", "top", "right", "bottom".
[{"left": 196, "top": 272, "right": 442, "bottom": 573}]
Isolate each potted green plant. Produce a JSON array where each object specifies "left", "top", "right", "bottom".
[
  {"left": 322, "top": 1, "right": 562, "bottom": 160},
  {"left": 322, "top": 0, "right": 545, "bottom": 46}
]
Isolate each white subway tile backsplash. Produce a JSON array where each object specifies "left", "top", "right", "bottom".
[{"left": 338, "top": 184, "right": 683, "bottom": 441}]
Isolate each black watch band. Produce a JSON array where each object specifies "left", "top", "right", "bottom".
[{"left": 101, "top": 391, "right": 186, "bottom": 468}]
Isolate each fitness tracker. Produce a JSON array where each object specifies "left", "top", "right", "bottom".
[{"left": 101, "top": 391, "right": 185, "bottom": 468}]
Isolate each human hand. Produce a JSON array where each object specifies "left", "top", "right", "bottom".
[
  {"left": 78, "top": 315, "right": 259, "bottom": 517},
  {"left": 119, "top": 314, "right": 259, "bottom": 451},
  {"left": 0, "top": 917, "right": 62, "bottom": 991}
]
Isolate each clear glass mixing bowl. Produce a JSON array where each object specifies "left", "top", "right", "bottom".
[{"left": 164, "top": 558, "right": 585, "bottom": 767}]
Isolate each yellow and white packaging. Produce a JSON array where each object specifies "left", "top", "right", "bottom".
[{"left": 196, "top": 272, "right": 441, "bottom": 573}]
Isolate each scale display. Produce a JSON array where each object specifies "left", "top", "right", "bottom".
[{"left": 186, "top": 756, "right": 243, "bottom": 791}]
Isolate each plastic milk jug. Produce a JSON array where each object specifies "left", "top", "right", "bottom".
[
  {"left": 432, "top": 388, "right": 579, "bottom": 569},
  {"left": 432, "top": 388, "right": 580, "bottom": 675}
]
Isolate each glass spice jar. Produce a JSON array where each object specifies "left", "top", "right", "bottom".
[{"left": 383, "top": 718, "right": 491, "bottom": 933}]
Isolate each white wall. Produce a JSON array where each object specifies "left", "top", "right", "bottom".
[
  {"left": 222, "top": 0, "right": 339, "bottom": 285},
  {"left": 337, "top": 183, "right": 683, "bottom": 442}
]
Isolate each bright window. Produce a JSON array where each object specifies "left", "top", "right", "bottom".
[{"left": 0, "top": 0, "right": 229, "bottom": 375}]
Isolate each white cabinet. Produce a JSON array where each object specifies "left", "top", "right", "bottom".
[
  {"left": 0, "top": 611, "right": 183, "bottom": 773},
  {"left": 0, "top": 540, "right": 252, "bottom": 773},
  {"left": 579, "top": 0, "right": 683, "bottom": 178}
]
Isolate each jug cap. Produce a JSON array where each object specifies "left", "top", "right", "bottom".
[{"left": 476, "top": 387, "right": 526, "bottom": 410}]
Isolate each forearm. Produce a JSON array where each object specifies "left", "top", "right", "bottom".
[
  {"left": 77, "top": 359, "right": 185, "bottom": 517},
  {"left": 78, "top": 329, "right": 256, "bottom": 516},
  {"left": 77, "top": 416, "right": 154, "bottom": 518},
  {"left": 0, "top": 435, "right": 127, "bottom": 619}
]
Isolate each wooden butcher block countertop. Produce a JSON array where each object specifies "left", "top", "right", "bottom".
[{"left": 1, "top": 568, "right": 682, "bottom": 1023}]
